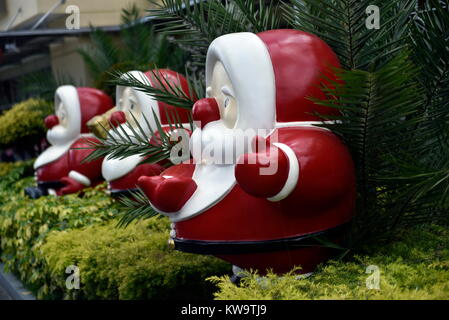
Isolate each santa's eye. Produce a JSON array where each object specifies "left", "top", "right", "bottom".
[
  {"left": 130, "top": 103, "right": 135, "bottom": 110},
  {"left": 224, "top": 97, "right": 230, "bottom": 108}
]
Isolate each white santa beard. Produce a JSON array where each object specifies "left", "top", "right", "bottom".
[
  {"left": 33, "top": 125, "right": 80, "bottom": 170},
  {"left": 162, "top": 120, "right": 257, "bottom": 222},
  {"left": 46, "top": 125, "right": 78, "bottom": 145},
  {"left": 190, "top": 121, "right": 255, "bottom": 165}
]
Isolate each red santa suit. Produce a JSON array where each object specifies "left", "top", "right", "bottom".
[
  {"left": 26, "top": 86, "right": 113, "bottom": 198},
  {"left": 101, "top": 69, "right": 193, "bottom": 197},
  {"left": 138, "top": 30, "right": 356, "bottom": 274}
]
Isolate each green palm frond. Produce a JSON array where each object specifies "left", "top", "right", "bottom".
[
  {"left": 314, "top": 52, "right": 425, "bottom": 244},
  {"left": 18, "top": 69, "right": 78, "bottom": 101},
  {"left": 148, "top": 0, "right": 282, "bottom": 67},
  {"left": 111, "top": 68, "right": 197, "bottom": 109},
  {"left": 78, "top": 4, "right": 188, "bottom": 95},
  {"left": 284, "top": 0, "right": 415, "bottom": 70},
  {"left": 83, "top": 104, "right": 192, "bottom": 164},
  {"left": 410, "top": 0, "right": 449, "bottom": 132}
]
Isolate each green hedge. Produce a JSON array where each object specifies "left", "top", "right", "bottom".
[
  {"left": 40, "top": 219, "right": 229, "bottom": 299},
  {"left": 210, "top": 225, "right": 449, "bottom": 300},
  {"left": 0, "top": 161, "right": 230, "bottom": 299},
  {"left": 0, "top": 98, "right": 53, "bottom": 147},
  {"left": 2, "top": 161, "right": 448, "bottom": 300}
]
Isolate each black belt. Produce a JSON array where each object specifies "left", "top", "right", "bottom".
[
  {"left": 38, "top": 181, "right": 65, "bottom": 190},
  {"left": 174, "top": 222, "right": 350, "bottom": 255},
  {"left": 109, "top": 188, "right": 139, "bottom": 198}
]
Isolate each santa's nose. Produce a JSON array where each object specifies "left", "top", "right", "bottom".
[
  {"left": 109, "top": 111, "right": 127, "bottom": 127},
  {"left": 44, "top": 114, "right": 59, "bottom": 129},
  {"left": 192, "top": 98, "right": 220, "bottom": 129}
]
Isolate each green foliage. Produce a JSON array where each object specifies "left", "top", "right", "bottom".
[
  {"left": 0, "top": 98, "right": 53, "bottom": 147},
  {"left": 0, "top": 160, "right": 34, "bottom": 180},
  {"left": 0, "top": 168, "right": 119, "bottom": 298},
  {"left": 315, "top": 53, "right": 427, "bottom": 244},
  {"left": 18, "top": 69, "right": 77, "bottom": 102},
  {"left": 210, "top": 225, "right": 449, "bottom": 300},
  {"left": 78, "top": 4, "right": 188, "bottom": 96},
  {"left": 0, "top": 163, "right": 229, "bottom": 299},
  {"left": 0, "top": 161, "right": 34, "bottom": 198},
  {"left": 83, "top": 107, "right": 192, "bottom": 166},
  {"left": 40, "top": 218, "right": 230, "bottom": 300},
  {"left": 284, "top": 0, "right": 415, "bottom": 70},
  {"left": 149, "top": 0, "right": 282, "bottom": 67}
]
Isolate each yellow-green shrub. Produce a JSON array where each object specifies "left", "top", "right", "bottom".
[
  {"left": 0, "top": 163, "right": 119, "bottom": 298},
  {"left": 40, "top": 219, "right": 230, "bottom": 300},
  {"left": 0, "top": 98, "right": 53, "bottom": 146},
  {"left": 0, "top": 160, "right": 33, "bottom": 178},
  {"left": 0, "top": 162, "right": 230, "bottom": 300},
  {"left": 210, "top": 225, "right": 449, "bottom": 300}
]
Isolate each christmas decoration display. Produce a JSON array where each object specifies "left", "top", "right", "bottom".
[
  {"left": 25, "top": 86, "right": 114, "bottom": 198},
  {"left": 100, "top": 69, "right": 193, "bottom": 197},
  {"left": 137, "top": 29, "right": 357, "bottom": 274}
]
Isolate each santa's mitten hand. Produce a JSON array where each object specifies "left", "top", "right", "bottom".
[
  {"left": 137, "top": 176, "right": 197, "bottom": 213},
  {"left": 57, "top": 177, "right": 85, "bottom": 196},
  {"left": 235, "top": 145, "right": 292, "bottom": 199}
]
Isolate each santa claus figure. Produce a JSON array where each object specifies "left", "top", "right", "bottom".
[
  {"left": 138, "top": 30, "right": 356, "bottom": 274},
  {"left": 100, "top": 69, "right": 193, "bottom": 197},
  {"left": 25, "top": 86, "right": 114, "bottom": 198}
]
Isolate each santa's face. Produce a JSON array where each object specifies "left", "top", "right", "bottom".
[
  {"left": 190, "top": 60, "right": 261, "bottom": 165},
  {"left": 117, "top": 87, "right": 144, "bottom": 128},
  {"left": 206, "top": 61, "right": 238, "bottom": 129},
  {"left": 47, "top": 97, "right": 80, "bottom": 146},
  {"left": 107, "top": 87, "right": 150, "bottom": 142},
  {"left": 55, "top": 102, "right": 69, "bottom": 128}
]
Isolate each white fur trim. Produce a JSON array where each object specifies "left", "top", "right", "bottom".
[
  {"left": 68, "top": 170, "right": 91, "bottom": 186},
  {"left": 267, "top": 143, "right": 300, "bottom": 202},
  {"left": 116, "top": 71, "right": 160, "bottom": 135},
  {"left": 34, "top": 134, "right": 93, "bottom": 170},
  {"left": 206, "top": 32, "right": 276, "bottom": 131},
  {"left": 34, "top": 139, "right": 75, "bottom": 169},
  {"left": 155, "top": 164, "right": 237, "bottom": 223},
  {"left": 275, "top": 120, "right": 338, "bottom": 130}
]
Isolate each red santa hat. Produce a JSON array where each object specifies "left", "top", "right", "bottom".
[
  {"left": 55, "top": 85, "right": 114, "bottom": 134},
  {"left": 205, "top": 29, "right": 341, "bottom": 131},
  {"left": 116, "top": 69, "right": 193, "bottom": 134}
]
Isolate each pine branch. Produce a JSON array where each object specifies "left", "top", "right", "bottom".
[
  {"left": 116, "top": 188, "right": 159, "bottom": 227},
  {"left": 82, "top": 107, "right": 190, "bottom": 165}
]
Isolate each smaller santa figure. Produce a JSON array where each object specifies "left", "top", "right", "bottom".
[
  {"left": 100, "top": 69, "right": 193, "bottom": 197},
  {"left": 25, "top": 86, "right": 114, "bottom": 198}
]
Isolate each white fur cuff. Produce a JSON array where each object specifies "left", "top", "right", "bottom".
[
  {"left": 267, "top": 143, "right": 300, "bottom": 202},
  {"left": 68, "top": 170, "right": 91, "bottom": 186}
]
